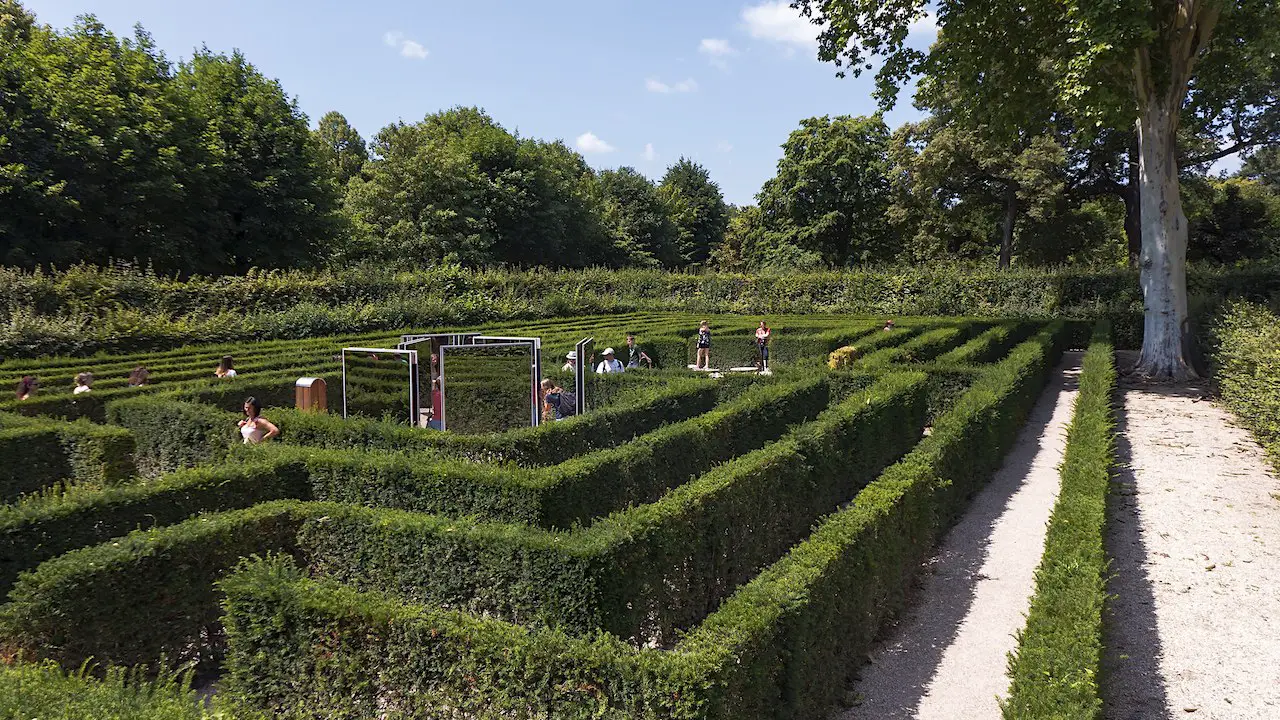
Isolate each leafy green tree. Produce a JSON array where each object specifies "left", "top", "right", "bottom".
[
  {"left": 1241, "top": 146, "right": 1280, "bottom": 192},
  {"left": 313, "top": 111, "right": 368, "bottom": 188},
  {"left": 595, "top": 167, "right": 679, "bottom": 267},
  {"left": 0, "top": 9, "right": 195, "bottom": 268},
  {"left": 176, "top": 49, "right": 338, "bottom": 273},
  {"left": 1186, "top": 177, "right": 1280, "bottom": 262},
  {"left": 757, "top": 115, "right": 894, "bottom": 265},
  {"left": 658, "top": 158, "right": 728, "bottom": 266},
  {"left": 796, "top": 0, "right": 1280, "bottom": 377},
  {"left": 343, "top": 107, "right": 616, "bottom": 269}
]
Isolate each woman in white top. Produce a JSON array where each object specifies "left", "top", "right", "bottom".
[
  {"left": 73, "top": 372, "right": 93, "bottom": 394},
  {"left": 215, "top": 355, "right": 238, "bottom": 378},
  {"left": 238, "top": 396, "right": 279, "bottom": 445}
]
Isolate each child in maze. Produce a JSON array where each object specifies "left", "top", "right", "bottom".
[
  {"left": 73, "top": 372, "right": 93, "bottom": 394},
  {"left": 238, "top": 396, "right": 279, "bottom": 444},
  {"left": 14, "top": 375, "right": 37, "bottom": 400},
  {"left": 695, "top": 321, "right": 712, "bottom": 370},
  {"left": 215, "top": 355, "right": 237, "bottom": 378},
  {"left": 127, "top": 366, "right": 150, "bottom": 386},
  {"left": 624, "top": 334, "right": 653, "bottom": 369}
]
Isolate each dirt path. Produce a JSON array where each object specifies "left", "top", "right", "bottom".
[
  {"left": 837, "top": 353, "right": 1082, "bottom": 719},
  {"left": 1103, "top": 381, "right": 1280, "bottom": 720}
]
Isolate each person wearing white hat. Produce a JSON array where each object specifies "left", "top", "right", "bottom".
[
  {"left": 562, "top": 350, "right": 577, "bottom": 373},
  {"left": 595, "top": 348, "right": 624, "bottom": 374}
]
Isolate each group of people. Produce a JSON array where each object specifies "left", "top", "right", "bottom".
[
  {"left": 562, "top": 333, "right": 654, "bottom": 375},
  {"left": 12, "top": 365, "right": 151, "bottom": 400},
  {"left": 693, "top": 320, "right": 773, "bottom": 371}
]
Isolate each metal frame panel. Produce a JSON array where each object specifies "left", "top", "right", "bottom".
[
  {"left": 439, "top": 340, "right": 542, "bottom": 432},
  {"left": 574, "top": 337, "right": 594, "bottom": 416},
  {"left": 340, "top": 347, "right": 419, "bottom": 425}
]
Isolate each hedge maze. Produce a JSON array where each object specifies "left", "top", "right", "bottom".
[{"left": 0, "top": 311, "right": 1074, "bottom": 719}]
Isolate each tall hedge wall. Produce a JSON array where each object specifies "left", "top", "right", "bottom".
[{"left": 216, "top": 322, "right": 1067, "bottom": 719}]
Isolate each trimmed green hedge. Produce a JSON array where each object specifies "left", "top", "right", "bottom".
[
  {"left": 857, "top": 325, "right": 971, "bottom": 368},
  {"left": 106, "top": 397, "right": 239, "bottom": 477},
  {"left": 0, "top": 500, "right": 330, "bottom": 671},
  {"left": 291, "top": 376, "right": 830, "bottom": 528},
  {"left": 271, "top": 377, "right": 719, "bottom": 467},
  {"left": 1208, "top": 301, "right": 1280, "bottom": 473},
  {"left": 0, "top": 420, "right": 135, "bottom": 502},
  {"left": 936, "top": 322, "right": 1036, "bottom": 365},
  {"left": 294, "top": 372, "right": 927, "bottom": 642},
  {"left": 1003, "top": 321, "right": 1117, "bottom": 718},
  {"left": 217, "top": 323, "right": 1067, "bottom": 719},
  {"left": 0, "top": 457, "right": 309, "bottom": 594}
]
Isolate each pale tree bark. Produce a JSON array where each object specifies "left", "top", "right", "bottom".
[
  {"left": 1134, "top": 99, "right": 1194, "bottom": 379},
  {"left": 1131, "top": 0, "right": 1221, "bottom": 380}
]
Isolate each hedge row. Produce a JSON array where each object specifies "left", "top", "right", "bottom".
[
  {"left": 935, "top": 322, "right": 1036, "bottom": 365},
  {"left": 214, "top": 322, "right": 1067, "bottom": 720},
  {"left": 0, "top": 420, "right": 135, "bottom": 502},
  {"left": 106, "top": 398, "right": 239, "bottom": 477},
  {"left": 1208, "top": 301, "right": 1280, "bottom": 473},
  {"left": 5, "top": 263, "right": 1277, "bottom": 356},
  {"left": 856, "top": 325, "right": 971, "bottom": 368},
  {"left": 271, "top": 377, "right": 720, "bottom": 467},
  {"left": 293, "top": 376, "right": 830, "bottom": 528},
  {"left": 295, "top": 372, "right": 928, "bottom": 643},
  {"left": 0, "top": 457, "right": 309, "bottom": 594},
  {"left": 1002, "top": 321, "right": 1117, "bottom": 718},
  {"left": 0, "top": 377, "right": 813, "bottom": 594},
  {"left": 0, "top": 499, "right": 329, "bottom": 671}
]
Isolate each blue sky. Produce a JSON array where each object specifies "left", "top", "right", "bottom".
[{"left": 24, "top": 0, "right": 940, "bottom": 205}]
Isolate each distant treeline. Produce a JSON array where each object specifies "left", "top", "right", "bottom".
[{"left": 2, "top": 1, "right": 1279, "bottom": 277}]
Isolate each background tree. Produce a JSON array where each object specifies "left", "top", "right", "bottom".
[
  {"left": 342, "top": 107, "right": 617, "bottom": 269},
  {"left": 595, "top": 167, "right": 680, "bottom": 267},
  {"left": 176, "top": 48, "right": 338, "bottom": 273},
  {"left": 795, "top": 0, "right": 1280, "bottom": 378},
  {"left": 756, "top": 114, "right": 895, "bottom": 266},
  {"left": 657, "top": 158, "right": 728, "bottom": 266},
  {"left": 0, "top": 2, "right": 337, "bottom": 274},
  {"left": 313, "top": 111, "right": 368, "bottom": 188}
]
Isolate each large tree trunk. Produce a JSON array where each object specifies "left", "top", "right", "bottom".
[
  {"left": 1124, "top": 137, "right": 1142, "bottom": 267},
  {"left": 999, "top": 183, "right": 1016, "bottom": 269},
  {"left": 1133, "top": 100, "right": 1196, "bottom": 380}
]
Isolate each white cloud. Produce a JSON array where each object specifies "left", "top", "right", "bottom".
[
  {"left": 576, "top": 132, "right": 615, "bottom": 154},
  {"left": 383, "top": 30, "right": 429, "bottom": 60},
  {"left": 699, "top": 38, "right": 735, "bottom": 56},
  {"left": 908, "top": 11, "right": 938, "bottom": 37},
  {"left": 699, "top": 37, "right": 737, "bottom": 70},
  {"left": 400, "top": 40, "right": 429, "bottom": 59},
  {"left": 645, "top": 77, "right": 698, "bottom": 93},
  {"left": 741, "top": 2, "right": 818, "bottom": 50},
  {"left": 643, "top": 143, "right": 656, "bottom": 162},
  {"left": 716, "top": 141, "right": 734, "bottom": 153}
]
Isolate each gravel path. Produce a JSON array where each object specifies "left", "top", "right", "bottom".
[
  {"left": 1103, "top": 381, "right": 1280, "bottom": 720},
  {"left": 837, "top": 353, "right": 1082, "bottom": 719}
]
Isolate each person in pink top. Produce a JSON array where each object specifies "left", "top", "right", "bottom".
[
  {"left": 755, "top": 320, "right": 772, "bottom": 370},
  {"left": 238, "top": 397, "right": 280, "bottom": 445}
]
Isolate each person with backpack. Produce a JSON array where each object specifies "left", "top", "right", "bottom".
[{"left": 541, "top": 379, "right": 577, "bottom": 421}]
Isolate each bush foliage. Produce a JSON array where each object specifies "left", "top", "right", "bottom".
[{"left": 1003, "top": 322, "right": 1117, "bottom": 718}]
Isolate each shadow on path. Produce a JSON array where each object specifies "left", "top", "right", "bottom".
[
  {"left": 837, "top": 356, "right": 1081, "bottom": 719},
  {"left": 1100, "top": 387, "right": 1172, "bottom": 720}
]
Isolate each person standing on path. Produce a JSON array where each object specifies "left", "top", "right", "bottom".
[
  {"left": 695, "top": 321, "right": 712, "bottom": 370},
  {"left": 755, "top": 321, "right": 772, "bottom": 370}
]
